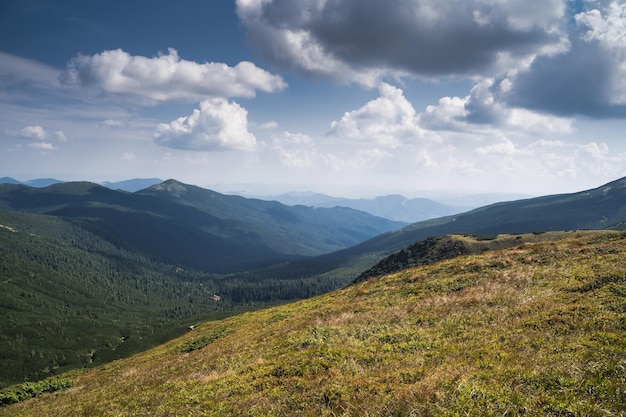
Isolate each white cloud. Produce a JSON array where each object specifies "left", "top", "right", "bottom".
[
  {"left": 422, "top": 78, "right": 574, "bottom": 134},
  {"left": 101, "top": 119, "right": 126, "bottom": 128},
  {"left": 20, "top": 125, "right": 47, "bottom": 140},
  {"left": 61, "top": 48, "right": 287, "bottom": 103},
  {"left": 466, "top": 138, "right": 626, "bottom": 183},
  {"left": 475, "top": 137, "right": 521, "bottom": 156},
  {"left": 54, "top": 130, "right": 68, "bottom": 141},
  {"left": 155, "top": 98, "right": 257, "bottom": 151},
  {"left": 257, "top": 120, "right": 279, "bottom": 130},
  {"left": 28, "top": 142, "right": 57, "bottom": 151},
  {"left": 575, "top": 2, "right": 626, "bottom": 105},
  {"left": 420, "top": 96, "right": 470, "bottom": 131},
  {"left": 272, "top": 131, "right": 312, "bottom": 146},
  {"left": 578, "top": 142, "right": 609, "bottom": 159},
  {"left": 121, "top": 152, "right": 136, "bottom": 160},
  {"left": 328, "top": 83, "right": 425, "bottom": 147}
]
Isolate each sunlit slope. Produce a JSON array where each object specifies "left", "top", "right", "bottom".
[{"left": 3, "top": 231, "right": 625, "bottom": 416}]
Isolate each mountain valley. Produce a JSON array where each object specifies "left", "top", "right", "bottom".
[
  {"left": 1, "top": 177, "right": 626, "bottom": 413},
  {"left": 2, "top": 230, "right": 624, "bottom": 416}
]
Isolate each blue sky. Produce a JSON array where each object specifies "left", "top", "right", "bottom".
[{"left": 1, "top": 0, "right": 625, "bottom": 198}]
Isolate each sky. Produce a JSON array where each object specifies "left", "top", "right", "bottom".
[{"left": 1, "top": 0, "right": 626, "bottom": 198}]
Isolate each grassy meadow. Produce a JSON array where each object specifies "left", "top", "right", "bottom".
[{"left": 1, "top": 230, "right": 625, "bottom": 416}]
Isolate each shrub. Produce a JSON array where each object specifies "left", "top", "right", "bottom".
[{"left": 0, "top": 375, "right": 74, "bottom": 405}]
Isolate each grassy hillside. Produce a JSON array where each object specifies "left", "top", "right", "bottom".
[
  {"left": 354, "top": 232, "right": 590, "bottom": 282},
  {"left": 3, "top": 230, "right": 624, "bottom": 416}
]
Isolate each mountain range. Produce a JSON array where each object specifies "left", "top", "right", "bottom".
[
  {"left": 1, "top": 177, "right": 529, "bottom": 223},
  {"left": 249, "top": 176, "right": 626, "bottom": 287},
  {"left": 0, "top": 177, "right": 165, "bottom": 193},
  {"left": 0, "top": 179, "right": 405, "bottom": 273},
  {"left": 259, "top": 192, "right": 472, "bottom": 222},
  {"left": 347, "top": 175, "right": 626, "bottom": 255},
  {"left": 2, "top": 176, "right": 626, "bottom": 390}
]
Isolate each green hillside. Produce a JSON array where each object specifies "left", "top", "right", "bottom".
[
  {"left": 355, "top": 176, "right": 626, "bottom": 254},
  {"left": 0, "top": 180, "right": 405, "bottom": 273},
  {"left": 3, "top": 230, "right": 624, "bottom": 416},
  {"left": 262, "top": 176, "right": 626, "bottom": 285},
  {"left": 0, "top": 210, "right": 344, "bottom": 388}
]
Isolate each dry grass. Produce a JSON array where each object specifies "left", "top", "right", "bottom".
[{"left": 2, "top": 230, "right": 625, "bottom": 416}]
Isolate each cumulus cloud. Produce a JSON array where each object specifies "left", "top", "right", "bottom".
[
  {"left": 236, "top": 0, "right": 566, "bottom": 85},
  {"left": 328, "top": 83, "right": 426, "bottom": 147},
  {"left": 54, "top": 130, "right": 68, "bottom": 141},
  {"left": 20, "top": 125, "right": 47, "bottom": 140},
  {"left": 155, "top": 98, "right": 257, "bottom": 151},
  {"left": 500, "top": 1, "right": 626, "bottom": 117},
  {"left": 61, "top": 48, "right": 287, "bottom": 103},
  {"left": 236, "top": 0, "right": 626, "bottom": 119},
  {"left": 421, "top": 78, "right": 574, "bottom": 134}
]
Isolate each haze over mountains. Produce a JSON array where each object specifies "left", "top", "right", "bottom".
[{"left": 0, "top": 177, "right": 529, "bottom": 223}]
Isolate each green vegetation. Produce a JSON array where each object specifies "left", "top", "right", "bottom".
[
  {"left": 0, "top": 180, "right": 405, "bottom": 273},
  {"left": 350, "top": 176, "right": 626, "bottom": 257},
  {"left": 3, "top": 231, "right": 624, "bottom": 416},
  {"left": 0, "top": 209, "right": 347, "bottom": 388},
  {"left": 355, "top": 231, "right": 596, "bottom": 282},
  {"left": 0, "top": 374, "right": 76, "bottom": 405}
]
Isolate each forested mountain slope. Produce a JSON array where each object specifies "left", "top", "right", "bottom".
[
  {"left": 233, "top": 177, "right": 626, "bottom": 290},
  {"left": 0, "top": 208, "right": 355, "bottom": 388},
  {"left": 0, "top": 179, "right": 405, "bottom": 273}
]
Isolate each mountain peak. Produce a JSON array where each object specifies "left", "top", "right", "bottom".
[{"left": 149, "top": 179, "right": 189, "bottom": 196}]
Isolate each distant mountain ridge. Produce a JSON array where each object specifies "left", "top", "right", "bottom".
[
  {"left": 263, "top": 192, "right": 472, "bottom": 222},
  {"left": 1, "top": 178, "right": 530, "bottom": 222},
  {"left": 344, "top": 176, "right": 626, "bottom": 258},
  {"left": 0, "top": 177, "right": 65, "bottom": 187},
  {"left": 101, "top": 178, "right": 164, "bottom": 192},
  {"left": 250, "top": 176, "right": 626, "bottom": 287},
  {"left": 0, "top": 177, "right": 165, "bottom": 192},
  {"left": 0, "top": 179, "right": 405, "bottom": 273}
]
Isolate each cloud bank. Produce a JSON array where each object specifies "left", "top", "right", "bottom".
[
  {"left": 236, "top": 0, "right": 626, "bottom": 119},
  {"left": 236, "top": 0, "right": 566, "bottom": 83},
  {"left": 61, "top": 48, "right": 287, "bottom": 103}
]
